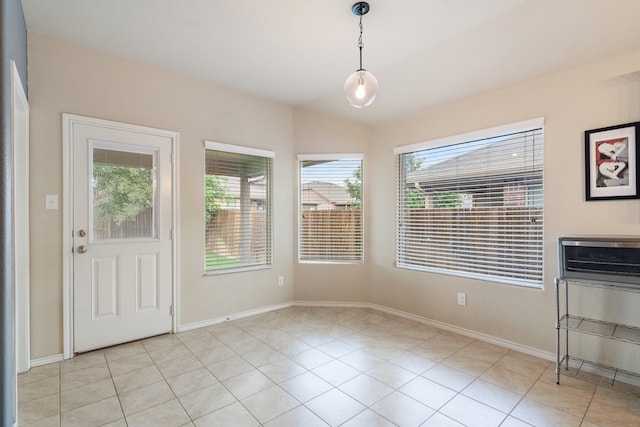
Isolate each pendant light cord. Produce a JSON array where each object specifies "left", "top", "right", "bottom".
[{"left": 358, "top": 15, "right": 364, "bottom": 71}]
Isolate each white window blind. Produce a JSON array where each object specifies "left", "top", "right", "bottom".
[
  {"left": 205, "top": 141, "right": 273, "bottom": 272},
  {"left": 396, "top": 122, "right": 544, "bottom": 287},
  {"left": 299, "top": 155, "right": 363, "bottom": 263}
]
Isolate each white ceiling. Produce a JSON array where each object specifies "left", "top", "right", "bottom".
[{"left": 20, "top": 0, "right": 640, "bottom": 125}]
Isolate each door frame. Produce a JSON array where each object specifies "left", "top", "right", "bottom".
[
  {"left": 11, "top": 60, "right": 29, "bottom": 427},
  {"left": 62, "top": 114, "right": 180, "bottom": 359},
  {"left": 11, "top": 61, "right": 29, "bottom": 373}
]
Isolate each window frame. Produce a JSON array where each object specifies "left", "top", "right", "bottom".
[
  {"left": 297, "top": 153, "right": 364, "bottom": 264},
  {"left": 394, "top": 118, "right": 545, "bottom": 288},
  {"left": 204, "top": 140, "right": 274, "bottom": 275}
]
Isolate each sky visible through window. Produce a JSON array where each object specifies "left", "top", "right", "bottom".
[{"left": 409, "top": 137, "right": 502, "bottom": 169}]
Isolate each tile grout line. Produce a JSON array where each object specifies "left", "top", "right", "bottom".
[
  {"left": 103, "top": 350, "right": 128, "bottom": 425},
  {"left": 177, "top": 326, "right": 264, "bottom": 425},
  {"left": 20, "top": 307, "right": 640, "bottom": 426}
]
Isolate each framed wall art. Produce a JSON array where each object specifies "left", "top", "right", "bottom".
[{"left": 585, "top": 121, "right": 640, "bottom": 201}]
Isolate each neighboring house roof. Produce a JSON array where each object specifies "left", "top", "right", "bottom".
[
  {"left": 302, "top": 181, "right": 356, "bottom": 205},
  {"left": 406, "top": 136, "right": 543, "bottom": 186},
  {"left": 301, "top": 188, "right": 330, "bottom": 207},
  {"left": 223, "top": 176, "right": 266, "bottom": 200}
]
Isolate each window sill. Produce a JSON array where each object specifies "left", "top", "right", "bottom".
[{"left": 204, "top": 264, "right": 271, "bottom": 276}]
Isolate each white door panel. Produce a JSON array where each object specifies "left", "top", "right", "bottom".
[
  {"left": 136, "top": 252, "right": 163, "bottom": 312},
  {"left": 91, "top": 256, "right": 118, "bottom": 319},
  {"left": 72, "top": 121, "right": 173, "bottom": 353}
]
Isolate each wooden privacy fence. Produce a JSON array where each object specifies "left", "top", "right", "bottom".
[
  {"left": 400, "top": 207, "right": 543, "bottom": 280},
  {"left": 300, "top": 209, "right": 362, "bottom": 261},
  {"left": 206, "top": 209, "right": 362, "bottom": 263},
  {"left": 94, "top": 210, "right": 154, "bottom": 240},
  {"left": 206, "top": 210, "right": 267, "bottom": 262}
]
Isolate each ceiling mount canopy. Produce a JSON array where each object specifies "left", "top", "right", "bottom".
[
  {"left": 344, "top": 1, "right": 379, "bottom": 109},
  {"left": 351, "top": 1, "right": 370, "bottom": 16}
]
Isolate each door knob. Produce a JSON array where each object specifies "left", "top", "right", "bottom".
[{"left": 77, "top": 245, "right": 88, "bottom": 254}]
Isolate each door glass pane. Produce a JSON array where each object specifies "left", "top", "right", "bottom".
[{"left": 92, "top": 145, "right": 157, "bottom": 241}]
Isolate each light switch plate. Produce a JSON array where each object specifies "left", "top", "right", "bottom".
[{"left": 45, "top": 194, "right": 58, "bottom": 210}]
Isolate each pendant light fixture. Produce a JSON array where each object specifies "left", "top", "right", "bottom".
[{"left": 344, "top": 1, "right": 378, "bottom": 108}]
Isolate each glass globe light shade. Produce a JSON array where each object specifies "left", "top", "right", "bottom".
[{"left": 344, "top": 69, "right": 379, "bottom": 108}]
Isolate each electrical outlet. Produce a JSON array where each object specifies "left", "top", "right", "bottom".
[
  {"left": 457, "top": 292, "right": 467, "bottom": 306},
  {"left": 278, "top": 276, "right": 284, "bottom": 287}
]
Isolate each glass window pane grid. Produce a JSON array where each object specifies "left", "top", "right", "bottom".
[
  {"left": 396, "top": 128, "right": 544, "bottom": 287},
  {"left": 205, "top": 148, "right": 272, "bottom": 272},
  {"left": 299, "top": 158, "right": 363, "bottom": 263}
]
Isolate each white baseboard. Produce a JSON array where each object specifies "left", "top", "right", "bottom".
[
  {"left": 293, "top": 300, "right": 555, "bottom": 363},
  {"left": 565, "top": 358, "right": 640, "bottom": 388},
  {"left": 178, "top": 302, "right": 293, "bottom": 332},
  {"left": 28, "top": 300, "right": 640, "bottom": 389},
  {"left": 613, "top": 371, "right": 640, "bottom": 388},
  {"left": 369, "top": 303, "right": 555, "bottom": 362},
  {"left": 28, "top": 300, "right": 555, "bottom": 368},
  {"left": 30, "top": 354, "right": 64, "bottom": 368},
  {"left": 183, "top": 299, "right": 554, "bottom": 362},
  {"left": 293, "top": 300, "right": 370, "bottom": 309}
]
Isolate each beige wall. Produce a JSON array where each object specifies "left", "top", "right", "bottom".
[
  {"left": 27, "top": 31, "right": 640, "bottom": 365},
  {"left": 369, "top": 49, "right": 640, "bottom": 362},
  {"left": 292, "top": 109, "right": 371, "bottom": 303},
  {"left": 28, "top": 33, "right": 295, "bottom": 358}
]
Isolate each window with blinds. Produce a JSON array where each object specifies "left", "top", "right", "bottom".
[
  {"left": 204, "top": 141, "right": 273, "bottom": 272},
  {"left": 299, "top": 155, "right": 363, "bottom": 263},
  {"left": 395, "top": 119, "right": 544, "bottom": 287}
]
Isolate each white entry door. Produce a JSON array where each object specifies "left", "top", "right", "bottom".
[{"left": 72, "top": 119, "right": 173, "bottom": 353}]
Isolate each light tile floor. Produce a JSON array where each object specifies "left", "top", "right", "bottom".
[{"left": 18, "top": 307, "right": 640, "bottom": 426}]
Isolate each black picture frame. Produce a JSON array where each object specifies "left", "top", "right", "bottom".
[{"left": 585, "top": 121, "right": 640, "bottom": 201}]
